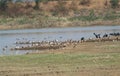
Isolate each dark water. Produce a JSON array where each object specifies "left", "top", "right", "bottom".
[{"left": 0, "top": 26, "right": 120, "bottom": 55}]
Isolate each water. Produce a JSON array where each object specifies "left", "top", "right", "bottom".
[{"left": 0, "top": 26, "right": 120, "bottom": 55}]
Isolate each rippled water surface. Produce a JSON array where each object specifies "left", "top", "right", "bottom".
[{"left": 0, "top": 26, "right": 120, "bottom": 55}]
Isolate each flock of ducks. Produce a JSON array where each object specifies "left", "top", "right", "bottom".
[{"left": 2, "top": 32, "right": 120, "bottom": 51}]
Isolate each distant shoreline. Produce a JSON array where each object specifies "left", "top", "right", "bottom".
[{"left": 0, "top": 19, "right": 120, "bottom": 30}]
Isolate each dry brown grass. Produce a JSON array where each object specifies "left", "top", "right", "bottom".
[
  {"left": 38, "top": 0, "right": 112, "bottom": 12},
  {"left": 1, "top": 0, "right": 120, "bottom": 30}
]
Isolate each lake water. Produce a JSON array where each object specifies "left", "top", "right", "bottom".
[{"left": 0, "top": 26, "right": 120, "bottom": 55}]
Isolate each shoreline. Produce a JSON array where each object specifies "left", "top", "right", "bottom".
[
  {"left": 0, "top": 41, "right": 120, "bottom": 76},
  {"left": 0, "top": 20, "right": 120, "bottom": 30}
]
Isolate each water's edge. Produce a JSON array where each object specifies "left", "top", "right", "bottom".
[{"left": 0, "top": 26, "right": 120, "bottom": 55}]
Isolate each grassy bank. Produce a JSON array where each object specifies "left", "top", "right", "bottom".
[
  {"left": 0, "top": 53, "right": 120, "bottom": 76},
  {"left": 0, "top": 41, "right": 120, "bottom": 76}
]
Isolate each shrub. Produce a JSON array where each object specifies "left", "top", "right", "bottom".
[
  {"left": 110, "top": 0, "right": 119, "bottom": 8},
  {"left": 34, "top": 0, "right": 40, "bottom": 10},
  {"left": 0, "top": 0, "right": 7, "bottom": 11},
  {"left": 79, "top": 0, "right": 90, "bottom": 5},
  {"left": 34, "top": 0, "right": 53, "bottom": 10}
]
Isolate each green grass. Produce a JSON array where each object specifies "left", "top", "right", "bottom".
[
  {"left": 0, "top": 53, "right": 120, "bottom": 67},
  {"left": 0, "top": 51, "right": 120, "bottom": 76}
]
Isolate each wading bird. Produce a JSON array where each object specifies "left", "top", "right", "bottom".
[{"left": 93, "top": 33, "right": 101, "bottom": 38}]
